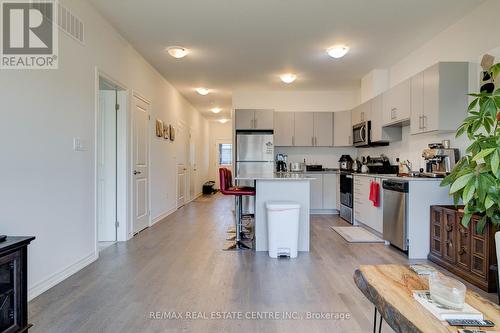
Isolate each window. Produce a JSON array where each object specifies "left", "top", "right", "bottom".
[{"left": 218, "top": 143, "right": 232, "bottom": 165}]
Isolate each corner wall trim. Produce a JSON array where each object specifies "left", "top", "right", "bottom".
[{"left": 28, "top": 251, "right": 98, "bottom": 301}]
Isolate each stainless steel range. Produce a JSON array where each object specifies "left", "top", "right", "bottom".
[{"left": 339, "top": 171, "right": 353, "bottom": 223}]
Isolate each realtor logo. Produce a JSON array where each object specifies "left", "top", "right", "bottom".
[{"left": 1, "top": 0, "right": 58, "bottom": 69}]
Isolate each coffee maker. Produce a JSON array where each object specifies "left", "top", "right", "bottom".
[
  {"left": 422, "top": 144, "right": 460, "bottom": 177},
  {"left": 276, "top": 154, "right": 288, "bottom": 172}
]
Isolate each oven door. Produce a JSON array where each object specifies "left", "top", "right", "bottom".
[
  {"left": 352, "top": 122, "right": 369, "bottom": 147},
  {"left": 339, "top": 173, "right": 353, "bottom": 208}
]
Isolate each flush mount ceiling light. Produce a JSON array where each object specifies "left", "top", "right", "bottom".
[
  {"left": 195, "top": 87, "right": 210, "bottom": 96},
  {"left": 280, "top": 73, "right": 297, "bottom": 84},
  {"left": 166, "top": 46, "right": 189, "bottom": 59},
  {"left": 211, "top": 107, "right": 222, "bottom": 114},
  {"left": 327, "top": 45, "right": 350, "bottom": 58},
  {"left": 218, "top": 118, "right": 229, "bottom": 124}
]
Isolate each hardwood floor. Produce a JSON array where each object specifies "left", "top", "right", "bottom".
[{"left": 29, "top": 194, "right": 495, "bottom": 333}]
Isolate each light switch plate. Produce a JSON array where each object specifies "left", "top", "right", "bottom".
[{"left": 73, "top": 137, "right": 86, "bottom": 151}]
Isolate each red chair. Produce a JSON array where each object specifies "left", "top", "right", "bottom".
[{"left": 219, "top": 168, "right": 255, "bottom": 249}]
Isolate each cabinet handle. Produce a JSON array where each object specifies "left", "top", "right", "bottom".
[
  {"left": 312, "top": 137, "right": 314, "bottom": 146},
  {"left": 446, "top": 224, "right": 453, "bottom": 232},
  {"left": 419, "top": 116, "right": 423, "bottom": 129},
  {"left": 361, "top": 112, "right": 364, "bottom": 122},
  {"left": 458, "top": 246, "right": 466, "bottom": 255},
  {"left": 254, "top": 118, "right": 257, "bottom": 128},
  {"left": 391, "top": 108, "right": 397, "bottom": 120},
  {"left": 292, "top": 136, "right": 295, "bottom": 146},
  {"left": 348, "top": 135, "right": 352, "bottom": 145},
  {"left": 422, "top": 115, "right": 426, "bottom": 129}
]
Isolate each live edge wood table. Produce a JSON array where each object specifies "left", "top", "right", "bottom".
[{"left": 354, "top": 265, "right": 500, "bottom": 333}]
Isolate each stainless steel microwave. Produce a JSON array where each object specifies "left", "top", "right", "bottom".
[{"left": 352, "top": 121, "right": 371, "bottom": 147}]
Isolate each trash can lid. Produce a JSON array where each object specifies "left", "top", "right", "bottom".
[{"left": 265, "top": 201, "right": 301, "bottom": 210}]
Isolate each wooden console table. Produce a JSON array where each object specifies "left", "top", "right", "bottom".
[{"left": 353, "top": 265, "right": 500, "bottom": 333}]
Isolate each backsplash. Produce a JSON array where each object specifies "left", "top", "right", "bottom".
[
  {"left": 275, "top": 146, "right": 357, "bottom": 168},
  {"left": 358, "top": 126, "right": 469, "bottom": 171}
]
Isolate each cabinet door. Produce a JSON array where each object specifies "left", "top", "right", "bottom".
[
  {"left": 455, "top": 212, "right": 471, "bottom": 272},
  {"left": 294, "top": 112, "right": 314, "bottom": 146},
  {"left": 410, "top": 72, "right": 424, "bottom": 135},
  {"left": 422, "top": 64, "right": 439, "bottom": 133},
  {"left": 353, "top": 177, "right": 364, "bottom": 223},
  {"left": 442, "top": 208, "right": 456, "bottom": 264},
  {"left": 360, "top": 101, "right": 372, "bottom": 122},
  {"left": 430, "top": 207, "right": 443, "bottom": 257},
  {"left": 336, "top": 173, "right": 340, "bottom": 209},
  {"left": 383, "top": 79, "right": 411, "bottom": 125},
  {"left": 371, "top": 95, "right": 383, "bottom": 142},
  {"left": 470, "top": 217, "right": 489, "bottom": 279},
  {"left": 333, "top": 110, "right": 352, "bottom": 146},
  {"left": 254, "top": 109, "right": 274, "bottom": 130},
  {"left": 308, "top": 173, "right": 323, "bottom": 209},
  {"left": 274, "top": 112, "right": 294, "bottom": 146},
  {"left": 235, "top": 109, "right": 255, "bottom": 130},
  {"left": 351, "top": 105, "right": 362, "bottom": 126},
  {"left": 322, "top": 173, "right": 337, "bottom": 209},
  {"left": 314, "top": 112, "right": 333, "bottom": 147}
]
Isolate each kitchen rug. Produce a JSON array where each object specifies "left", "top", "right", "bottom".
[{"left": 331, "top": 226, "right": 384, "bottom": 243}]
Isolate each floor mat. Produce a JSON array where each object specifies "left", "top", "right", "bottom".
[{"left": 331, "top": 226, "right": 384, "bottom": 243}]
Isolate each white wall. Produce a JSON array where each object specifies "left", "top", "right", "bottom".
[
  {"left": 208, "top": 121, "right": 233, "bottom": 187},
  {"left": 275, "top": 147, "right": 357, "bottom": 169},
  {"left": 0, "top": 0, "right": 209, "bottom": 299},
  {"left": 232, "top": 90, "right": 358, "bottom": 112}
]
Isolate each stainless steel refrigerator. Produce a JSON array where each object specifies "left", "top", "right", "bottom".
[{"left": 235, "top": 132, "right": 274, "bottom": 214}]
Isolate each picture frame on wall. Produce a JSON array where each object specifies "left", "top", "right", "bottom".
[
  {"left": 163, "top": 125, "right": 170, "bottom": 139},
  {"left": 155, "top": 119, "right": 164, "bottom": 137},
  {"left": 169, "top": 124, "right": 175, "bottom": 141}
]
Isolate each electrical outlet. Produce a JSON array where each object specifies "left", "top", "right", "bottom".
[{"left": 73, "top": 137, "right": 86, "bottom": 151}]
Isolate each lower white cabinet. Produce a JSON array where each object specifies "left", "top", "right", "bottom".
[
  {"left": 305, "top": 173, "right": 338, "bottom": 211},
  {"left": 353, "top": 175, "right": 383, "bottom": 233}
]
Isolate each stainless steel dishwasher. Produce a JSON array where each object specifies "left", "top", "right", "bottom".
[{"left": 382, "top": 179, "right": 409, "bottom": 251}]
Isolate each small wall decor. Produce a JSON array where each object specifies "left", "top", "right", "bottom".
[
  {"left": 155, "top": 119, "right": 164, "bottom": 137},
  {"left": 163, "top": 125, "right": 170, "bottom": 140},
  {"left": 169, "top": 124, "right": 175, "bottom": 141}
]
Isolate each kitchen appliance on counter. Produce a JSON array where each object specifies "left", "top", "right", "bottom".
[
  {"left": 290, "top": 162, "right": 305, "bottom": 172},
  {"left": 306, "top": 164, "right": 323, "bottom": 172},
  {"left": 339, "top": 155, "right": 353, "bottom": 171},
  {"left": 382, "top": 179, "right": 409, "bottom": 252},
  {"left": 365, "top": 155, "right": 399, "bottom": 174},
  {"left": 339, "top": 171, "right": 353, "bottom": 223},
  {"left": 352, "top": 121, "right": 389, "bottom": 147},
  {"left": 422, "top": 145, "right": 460, "bottom": 178},
  {"left": 236, "top": 131, "right": 274, "bottom": 214},
  {"left": 276, "top": 154, "right": 288, "bottom": 172}
]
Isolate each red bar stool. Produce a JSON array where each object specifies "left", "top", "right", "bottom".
[{"left": 219, "top": 168, "right": 255, "bottom": 249}]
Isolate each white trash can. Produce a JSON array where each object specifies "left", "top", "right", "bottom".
[{"left": 266, "top": 201, "right": 301, "bottom": 258}]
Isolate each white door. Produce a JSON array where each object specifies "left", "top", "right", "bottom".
[
  {"left": 189, "top": 128, "right": 197, "bottom": 200},
  {"left": 176, "top": 124, "right": 189, "bottom": 207},
  {"left": 132, "top": 96, "right": 150, "bottom": 234},
  {"left": 177, "top": 165, "right": 186, "bottom": 207},
  {"left": 215, "top": 139, "right": 233, "bottom": 189}
]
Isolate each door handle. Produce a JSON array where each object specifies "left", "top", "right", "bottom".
[
  {"left": 133, "top": 170, "right": 141, "bottom": 175},
  {"left": 292, "top": 135, "right": 295, "bottom": 146}
]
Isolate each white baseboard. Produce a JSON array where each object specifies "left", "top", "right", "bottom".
[
  {"left": 151, "top": 207, "right": 177, "bottom": 225},
  {"left": 28, "top": 251, "right": 98, "bottom": 301},
  {"left": 310, "top": 209, "right": 340, "bottom": 215}
]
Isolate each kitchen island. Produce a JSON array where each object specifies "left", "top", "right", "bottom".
[{"left": 236, "top": 173, "right": 315, "bottom": 252}]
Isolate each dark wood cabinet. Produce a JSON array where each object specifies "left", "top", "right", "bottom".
[
  {"left": 428, "top": 206, "right": 498, "bottom": 292},
  {"left": 0, "top": 237, "right": 35, "bottom": 333}
]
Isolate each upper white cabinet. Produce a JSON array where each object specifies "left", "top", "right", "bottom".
[
  {"left": 313, "top": 112, "right": 333, "bottom": 147},
  {"left": 382, "top": 79, "right": 411, "bottom": 126},
  {"left": 351, "top": 101, "right": 371, "bottom": 126},
  {"left": 410, "top": 62, "right": 469, "bottom": 135},
  {"left": 371, "top": 94, "right": 402, "bottom": 143},
  {"left": 293, "top": 112, "right": 315, "bottom": 146},
  {"left": 274, "top": 112, "right": 295, "bottom": 146},
  {"left": 278, "top": 112, "right": 333, "bottom": 147},
  {"left": 334, "top": 110, "right": 352, "bottom": 147},
  {"left": 235, "top": 109, "right": 274, "bottom": 130}
]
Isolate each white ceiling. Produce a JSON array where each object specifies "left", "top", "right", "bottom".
[{"left": 88, "top": 0, "right": 484, "bottom": 119}]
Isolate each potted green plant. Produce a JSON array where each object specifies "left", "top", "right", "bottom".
[{"left": 441, "top": 62, "right": 500, "bottom": 231}]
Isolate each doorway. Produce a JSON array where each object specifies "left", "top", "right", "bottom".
[
  {"left": 215, "top": 139, "right": 233, "bottom": 189},
  {"left": 97, "top": 77, "right": 127, "bottom": 250},
  {"left": 176, "top": 123, "right": 190, "bottom": 208}
]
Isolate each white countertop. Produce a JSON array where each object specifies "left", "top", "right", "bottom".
[
  {"left": 236, "top": 172, "right": 317, "bottom": 181},
  {"left": 353, "top": 173, "right": 445, "bottom": 181}
]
